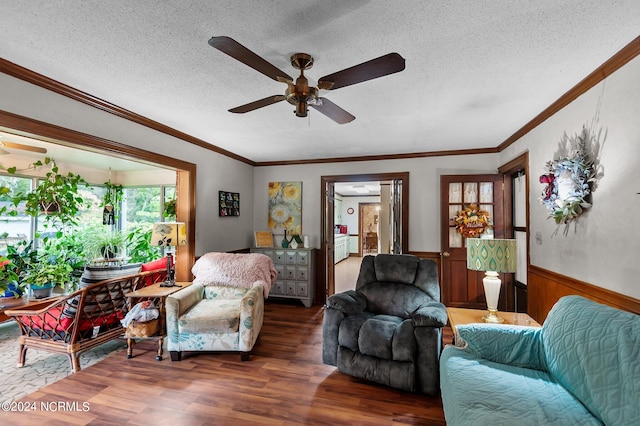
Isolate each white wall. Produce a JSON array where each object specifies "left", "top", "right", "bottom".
[
  {"left": 0, "top": 73, "right": 254, "bottom": 255},
  {"left": 6, "top": 51, "right": 636, "bottom": 300},
  {"left": 500, "top": 55, "right": 640, "bottom": 299},
  {"left": 253, "top": 155, "right": 499, "bottom": 252},
  {"left": 340, "top": 195, "right": 379, "bottom": 234}
]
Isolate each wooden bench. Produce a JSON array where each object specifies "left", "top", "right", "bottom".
[{"left": 5, "top": 270, "right": 166, "bottom": 373}]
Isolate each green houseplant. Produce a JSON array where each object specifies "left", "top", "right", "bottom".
[
  {"left": 125, "top": 226, "right": 162, "bottom": 263},
  {"left": 0, "top": 255, "right": 20, "bottom": 295},
  {"left": 82, "top": 228, "right": 126, "bottom": 261},
  {"left": 21, "top": 252, "right": 73, "bottom": 298},
  {"left": 101, "top": 180, "right": 123, "bottom": 224},
  {"left": 163, "top": 198, "right": 176, "bottom": 219},
  {"left": 1, "top": 239, "right": 36, "bottom": 299},
  {"left": 7, "top": 157, "right": 89, "bottom": 226}
]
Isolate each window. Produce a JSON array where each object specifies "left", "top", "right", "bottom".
[
  {"left": 1, "top": 172, "right": 174, "bottom": 255},
  {"left": 0, "top": 174, "right": 32, "bottom": 255}
]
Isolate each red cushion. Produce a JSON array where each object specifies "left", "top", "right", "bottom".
[
  {"left": 141, "top": 257, "right": 171, "bottom": 272},
  {"left": 22, "top": 307, "right": 123, "bottom": 333},
  {"left": 140, "top": 257, "right": 171, "bottom": 287}
]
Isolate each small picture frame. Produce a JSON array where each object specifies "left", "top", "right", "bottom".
[
  {"left": 219, "top": 191, "right": 240, "bottom": 217},
  {"left": 254, "top": 231, "right": 274, "bottom": 247}
]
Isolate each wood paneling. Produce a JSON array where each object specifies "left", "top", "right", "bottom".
[{"left": 528, "top": 265, "right": 640, "bottom": 323}]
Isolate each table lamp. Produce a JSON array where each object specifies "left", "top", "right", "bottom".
[
  {"left": 151, "top": 222, "right": 187, "bottom": 287},
  {"left": 466, "top": 238, "right": 517, "bottom": 323}
]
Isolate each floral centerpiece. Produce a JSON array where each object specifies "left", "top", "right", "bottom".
[
  {"left": 454, "top": 204, "right": 491, "bottom": 238},
  {"left": 539, "top": 126, "right": 598, "bottom": 236}
]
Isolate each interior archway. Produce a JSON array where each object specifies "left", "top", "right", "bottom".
[{"left": 0, "top": 109, "right": 196, "bottom": 280}]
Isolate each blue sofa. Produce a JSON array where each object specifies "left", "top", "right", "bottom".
[{"left": 440, "top": 296, "right": 639, "bottom": 425}]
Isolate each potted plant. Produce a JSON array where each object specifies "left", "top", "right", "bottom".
[
  {"left": 1, "top": 239, "right": 36, "bottom": 297},
  {"left": 21, "top": 253, "right": 73, "bottom": 299},
  {"left": 1, "top": 255, "right": 20, "bottom": 294},
  {"left": 42, "top": 232, "right": 86, "bottom": 292},
  {"left": 82, "top": 228, "right": 126, "bottom": 261},
  {"left": 6, "top": 157, "right": 89, "bottom": 226},
  {"left": 0, "top": 255, "right": 26, "bottom": 309}
]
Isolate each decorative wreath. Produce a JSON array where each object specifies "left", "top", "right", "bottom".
[
  {"left": 454, "top": 204, "right": 492, "bottom": 238},
  {"left": 539, "top": 126, "right": 598, "bottom": 235}
]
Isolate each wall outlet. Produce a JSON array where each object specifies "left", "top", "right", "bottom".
[{"left": 535, "top": 232, "right": 543, "bottom": 245}]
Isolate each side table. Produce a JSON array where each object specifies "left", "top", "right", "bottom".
[
  {"left": 446, "top": 307, "right": 541, "bottom": 344},
  {"left": 124, "top": 281, "right": 191, "bottom": 360}
]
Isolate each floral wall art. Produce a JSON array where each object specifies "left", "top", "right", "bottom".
[
  {"left": 539, "top": 124, "right": 603, "bottom": 236},
  {"left": 268, "top": 181, "right": 302, "bottom": 234}
]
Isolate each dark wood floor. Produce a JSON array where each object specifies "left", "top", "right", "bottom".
[{"left": 1, "top": 300, "right": 451, "bottom": 425}]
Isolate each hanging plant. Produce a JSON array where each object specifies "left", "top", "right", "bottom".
[
  {"left": 101, "top": 180, "right": 123, "bottom": 225},
  {"left": 101, "top": 181, "right": 123, "bottom": 208},
  {"left": 539, "top": 126, "right": 599, "bottom": 236},
  {"left": 7, "top": 157, "right": 89, "bottom": 226},
  {"left": 454, "top": 204, "right": 491, "bottom": 238}
]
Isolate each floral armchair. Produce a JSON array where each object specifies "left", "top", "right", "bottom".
[{"left": 165, "top": 252, "right": 276, "bottom": 361}]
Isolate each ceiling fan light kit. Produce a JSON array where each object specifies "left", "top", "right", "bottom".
[{"left": 208, "top": 36, "right": 405, "bottom": 124}]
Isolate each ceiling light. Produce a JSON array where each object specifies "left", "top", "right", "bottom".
[{"left": 352, "top": 186, "right": 369, "bottom": 194}]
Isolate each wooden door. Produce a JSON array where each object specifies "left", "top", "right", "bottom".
[{"left": 440, "top": 175, "right": 506, "bottom": 309}]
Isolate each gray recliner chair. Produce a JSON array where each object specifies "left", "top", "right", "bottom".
[{"left": 322, "top": 254, "right": 447, "bottom": 395}]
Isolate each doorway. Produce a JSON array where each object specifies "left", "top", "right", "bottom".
[
  {"left": 359, "top": 202, "right": 380, "bottom": 255},
  {"left": 440, "top": 174, "right": 506, "bottom": 309},
  {"left": 321, "top": 172, "right": 409, "bottom": 302}
]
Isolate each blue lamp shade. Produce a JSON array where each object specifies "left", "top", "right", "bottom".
[{"left": 467, "top": 238, "right": 517, "bottom": 273}]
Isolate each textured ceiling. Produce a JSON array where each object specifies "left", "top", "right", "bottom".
[{"left": 1, "top": 1, "right": 639, "bottom": 163}]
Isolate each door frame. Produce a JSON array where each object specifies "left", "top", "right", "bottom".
[
  {"left": 498, "top": 152, "right": 529, "bottom": 312},
  {"left": 439, "top": 174, "right": 506, "bottom": 309},
  {"left": 358, "top": 202, "right": 380, "bottom": 256},
  {"left": 320, "top": 172, "right": 409, "bottom": 302}
]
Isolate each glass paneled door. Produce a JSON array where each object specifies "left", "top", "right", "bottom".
[{"left": 440, "top": 175, "right": 506, "bottom": 309}]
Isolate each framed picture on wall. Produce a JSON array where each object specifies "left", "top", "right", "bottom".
[{"left": 219, "top": 191, "right": 240, "bottom": 216}]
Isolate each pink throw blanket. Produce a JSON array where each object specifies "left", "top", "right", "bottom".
[{"left": 191, "top": 252, "right": 277, "bottom": 298}]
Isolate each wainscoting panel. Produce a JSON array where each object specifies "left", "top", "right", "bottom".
[{"left": 528, "top": 265, "right": 640, "bottom": 323}]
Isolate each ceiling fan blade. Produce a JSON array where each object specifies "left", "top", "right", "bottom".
[
  {"left": 229, "top": 95, "right": 287, "bottom": 114},
  {"left": 0, "top": 141, "right": 47, "bottom": 154},
  {"left": 208, "top": 36, "right": 293, "bottom": 83},
  {"left": 310, "top": 98, "right": 355, "bottom": 124},
  {"left": 317, "top": 53, "right": 405, "bottom": 91}
]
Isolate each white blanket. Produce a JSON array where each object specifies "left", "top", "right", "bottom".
[{"left": 191, "top": 252, "right": 277, "bottom": 298}]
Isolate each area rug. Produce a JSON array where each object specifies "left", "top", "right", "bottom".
[{"left": 0, "top": 320, "right": 126, "bottom": 401}]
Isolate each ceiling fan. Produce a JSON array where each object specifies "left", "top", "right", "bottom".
[{"left": 208, "top": 36, "right": 406, "bottom": 124}]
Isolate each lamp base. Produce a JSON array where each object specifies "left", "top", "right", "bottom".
[
  {"left": 482, "top": 271, "right": 504, "bottom": 323},
  {"left": 483, "top": 309, "right": 504, "bottom": 323},
  {"left": 159, "top": 253, "right": 175, "bottom": 287}
]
